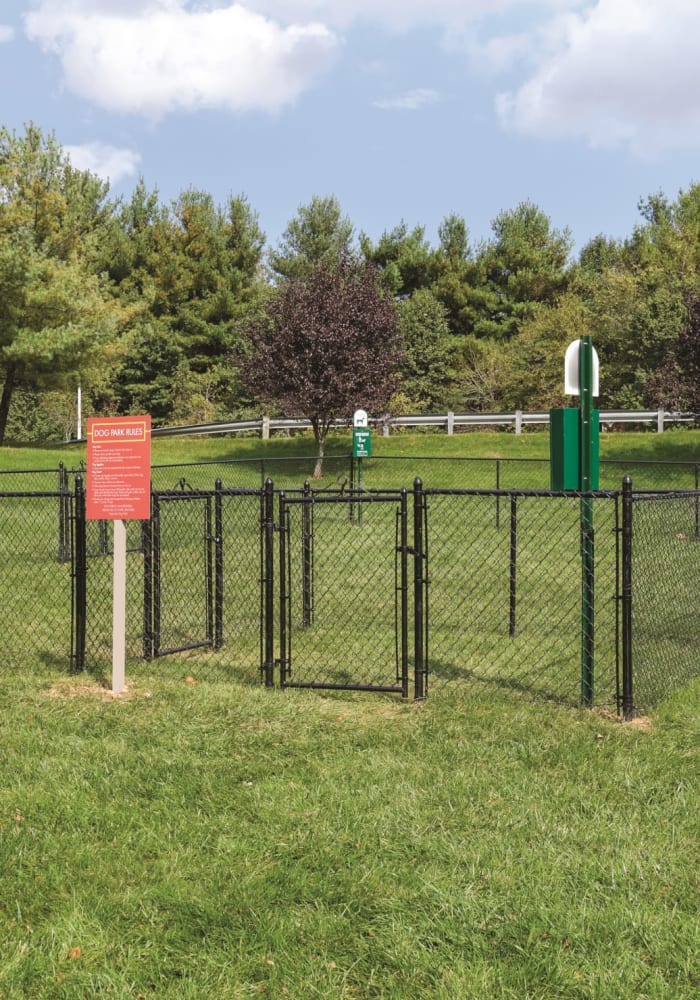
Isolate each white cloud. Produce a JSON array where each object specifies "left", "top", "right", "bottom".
[
  {"left": 373, "top": 88, "right": 439, "bottom": 111},
  {"left": 64, "top": 141, "right": 142, "bottom": 184},
  {"left": 0, "top": 24, "right": 15, "bottom": 42},
  {"left": 245, "top": 0, "right": 524, "bottom": 32},
  {"left": 24, "top": 1, "right": 339, "bottom": 119},
  {"left": 495, "top": 0, "right": 700, "bottom": 156}
]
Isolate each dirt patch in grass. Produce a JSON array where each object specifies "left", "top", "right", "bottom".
[
  {"left": 314, "top": 693, "right": 420, "bottom": 726},
  {"left": 596, "top": 706, "right": 653, "bottom": 732},
  {"left": 45, "top": 679, "right": 150, "bottom": 701}
]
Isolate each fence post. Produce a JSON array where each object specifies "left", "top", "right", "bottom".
[
  {"left": 151, "top": 494, "right": 161, "bottom": 657},
  {"left": 349, "top": 453, "right": 356, "bottom": 522},
  {"left": 509, "top": 495, "right": 517, "bottom": 637},
  {"left": 495, "top": 458, "right": 501, "bottom": 529},
  {"left": 263, "top": 478, "right": 275, "bottom": 687},
  {"left": 621, "top": 476, "right": 634, "bottom": 719},
  {"left": 302, "top": 481, "right": 313, "bottom": 627},
  {"left": 142, "top": 504, "right": 154, "bottom": 660},
  {"left": 657, "top": 408, "right": 664, "bottom": 433},
  {"left": 71, "top": 474, "right": 87, "bottom": 672},
  {"left": 214, "top": 479, "right": 224, "bottom": 649},
  {"left": 58, "top": 462, "right": 70, "bottom": 564},
  {"left": 398, "top": 489, "right": 409, "bottom": 698},
  {"left": 413, "top": 478, "right": 426, "bottom": 700}
]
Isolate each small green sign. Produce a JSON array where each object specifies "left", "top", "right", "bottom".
[{"left": 353, "top": 428, "right": 371, "bottom": 458}]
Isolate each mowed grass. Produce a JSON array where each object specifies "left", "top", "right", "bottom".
[
  {"left": 0, "top": 668, "right": 698, "bottom": 998},
  {"left": 3, "top": 424, "right": 700, "bottom": 476},
  {"left": 1, "top": 430, "right": 699, "bottom": 997}
]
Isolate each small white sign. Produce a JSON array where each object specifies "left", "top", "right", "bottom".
[
  {"left": 565, "top": 340, "right": 599, "bottom": 396},
  {"left": 353, "top": 408, "right": 369, "bottom": 428}
]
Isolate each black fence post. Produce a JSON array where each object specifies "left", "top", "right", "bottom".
[
  {"left": 58, "top": 462, "right": 70, "bottom": 564},
  {"left": 262, "top": 478, "right": 275, "bottom": 687},
  {"left": 413, "top": 478, "right": 426, "bottom": 700},
  {"left": 495, "top": 458, "right": 501, "bottom": 529},
  {"left": 621, "top": 476, "right": 634, "bottom": 719},
  {"left": 398, "top": 488, "right": 409, "bottom": 698},
  {"left": 302, "top": 480, "right": 313, "bottom": 627},
  {"left": 349, "top": 454, "right": 356, "bottom": 522},
  {"left": 142, "top": 504, "right": 154, "bottom": 660},
  {"left": 277, "top": 488, "right": 289, "bottom": 688},
  {"left": 71, "top": 474, "right": 87, "bottom": 672},
  {"left": 214, "top": 479, "right": 224, "bottom": 648},
  {"left": 205, "top": 495, "right": 214, "bottom": 648},
  {"left": 151, "top": 494, "right": 161, "bottom": 658},
  {"left": 509, "top": 494, "right": 517, "bottom": 637}
]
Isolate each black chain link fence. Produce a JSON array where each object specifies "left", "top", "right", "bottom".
[
  {"left": 278, "top": 490, "right": 410, "bottom": 695},
  {"left": 5, "top": 453, "right": 697, "bottom": 495},
  {"left": 628, "top": 489, "right": 700, "bottom": 712},
  {"left": 0, "top": 489, "right": 74, "bottom": 671},
  {"left": 80, "top": 486, "right": 264, "bottom": 684},
  {"left": 421, "top": 489, "right": 619, "bottom": 707},
  {"left": 1, "top": 462, "right": 699, "bottom": 715}
]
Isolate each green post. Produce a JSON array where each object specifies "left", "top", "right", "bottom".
[
  {"left": 352, "top": 413, "right": 371, "bottom": 528},
  {"left": 579, "top": 336, "right": 595, "bottom": 706}
]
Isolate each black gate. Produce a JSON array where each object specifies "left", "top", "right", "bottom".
[
  {"left": 277, "top": 488, "right": 425, "bottom": 696},
  {"left": 145, "top": 490, "right": 217, "bottom": 658}
]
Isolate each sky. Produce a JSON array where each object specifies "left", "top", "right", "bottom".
[{"left": 2, "top": 0, "right": 700, "bottom": 257}]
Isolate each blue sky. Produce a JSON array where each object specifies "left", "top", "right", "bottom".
[{"left": 2, "top": 0, "right": 700, "bottom": 256}]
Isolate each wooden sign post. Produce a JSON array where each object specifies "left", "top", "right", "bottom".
[{"left": 87, "top": 416, "right": 151, "bottom": 693}]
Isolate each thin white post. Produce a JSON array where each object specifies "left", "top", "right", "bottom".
[{"left": 112, "top": 519, "right": 127, "bottom": 694}]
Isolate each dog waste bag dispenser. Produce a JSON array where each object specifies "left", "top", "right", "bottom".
[{"left": 352, "top": 409, "right": 371, "bottom": 458}]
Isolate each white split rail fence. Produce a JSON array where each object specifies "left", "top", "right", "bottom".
[{"left": 146, "top": 408, "right": 696, "bottom": 441}]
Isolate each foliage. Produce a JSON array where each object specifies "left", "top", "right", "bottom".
[
  {"left": 397, "top": 288, "right": 455, "bottom": 411},
  {"left": 268, "top": 194, "right": 355, "bottom": 281},
  {"left": 103, "top": 186, "right": 266, "bottom": 422},
  {"left": 240, "top": 258, "right": 402, "bottom": 475},
  {"left": 651, "top": 291, "right": 700, "bottom": 412},
  {"left": 472, "top": 201, "right": 573, "bottom": 341},
  {"left": 0, "top": 124, "right": 120, "bottom": 443},
  {"left": 4, "top": 123, "right": 700, "bottom": 438},
  {"left": 360, "top": 220, "right": 434, "bottom": 297}
]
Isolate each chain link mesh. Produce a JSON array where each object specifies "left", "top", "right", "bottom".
[
  {"left": 280, "top": 494, "right": 406, "bottom": 692},
  {"left": 82, "top": 489, "right": 264, "bottom": 682},
  {"left": 0, "top": 492, "right": 74, "bottom": 670},
  {"left": 423, "top": 491, "right": 619, "bottom": 706},
  {"left": 2, "top": 464, "right": 699, "bottom": 714},
  {"left": 629, "top": 491, "right": 700, "bottom": 712}
]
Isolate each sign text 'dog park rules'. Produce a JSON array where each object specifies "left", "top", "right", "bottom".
[{"left": 86, "top": 416, "right": 152, "bottom": 520}]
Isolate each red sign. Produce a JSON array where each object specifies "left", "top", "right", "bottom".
[{"left": 87, "top": 416, "right": 151, "bottom": 520}]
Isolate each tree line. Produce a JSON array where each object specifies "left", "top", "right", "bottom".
[{"left": 1, "top": 122, "right": 699, "bottom": 448}]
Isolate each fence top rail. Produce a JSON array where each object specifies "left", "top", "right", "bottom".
[
  {"left": 422, "top": 487, "right": 622, "bottom": 499},
  {"left": 0, "top": 490, "right": 64, "bottom": 499},
  {"left": 280, "top": 490, "right": 405, "bottom": 505},
  {"left": 630, "top": 488, "right": 700, "bottom": 500},
  {"left": 0, "top": 467, "right": 64, "bottom": 476}
]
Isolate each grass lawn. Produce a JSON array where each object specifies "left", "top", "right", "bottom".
[
  {"left": 2, "top": 425, "right": 700, "bottom": 473},
  {"left": 1, "top": 429, "right": 698, "bottom": 997},
  {"left": 0, "top": 667, "right": 698, "bottom": 999}
]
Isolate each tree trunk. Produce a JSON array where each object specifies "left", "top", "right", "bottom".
[
  {"left": 0, "top": 365, "right": 17, "bottom": 446},
  {"left": 313, "top": 433, "right": 325, "bottom": 479}
]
